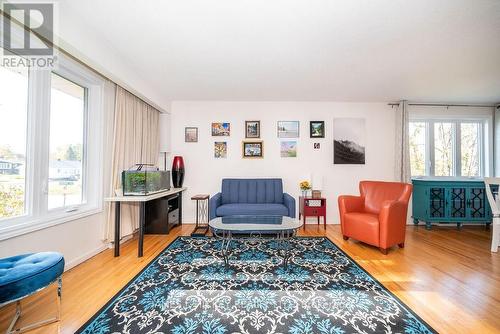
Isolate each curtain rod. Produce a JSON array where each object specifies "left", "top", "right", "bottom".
[
  {"left": 0, "top": 10, "right": 168, "bottom": 114},
  {"left": 388, "top": 102, "right": 496, "bottom": 108}
]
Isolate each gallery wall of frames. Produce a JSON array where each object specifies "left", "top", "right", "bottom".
[
  {"left": 170, "top": 101, "right": 396, "bottom": 223},
  {"left": 184, "top": 119, "right": 365, "bottom": 164}
]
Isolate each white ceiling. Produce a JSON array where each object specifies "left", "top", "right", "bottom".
[{"left": 60, "top": 0, "right": 500, "bottom": 104}]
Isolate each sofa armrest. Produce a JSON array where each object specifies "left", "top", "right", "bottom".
[
  {"left": 283, "top": 193, "right": 296, "bottom": 218},
  {"left": 209, "top": 192, "right": 222, "bottom": 220}
]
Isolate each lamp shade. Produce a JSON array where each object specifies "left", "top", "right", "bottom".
[{"left": 312, "top": 174, "right": 323, "bottom": 190}]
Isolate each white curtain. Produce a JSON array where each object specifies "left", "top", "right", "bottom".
[
  {"left": 101, "top": 80, "right": 117, "bottom": 240},
  {"left": 104, "top": 86, "right": 160, "bottom": 243},
  {"left": 495, "top": 104, "right": 500, "bottom": 177},
  {"left": 395, "top": 100, "right": 411, "bottom": 183}
]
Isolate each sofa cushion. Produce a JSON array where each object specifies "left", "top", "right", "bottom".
[
  {"left": 0, "top": 252, "right": 64, "bottom": 304},
  {"left": 216, "top": 203, "right": 289, "bottom": 217},
  {"left": 221, "top": 179, "right": 284, "bottom": 204}
]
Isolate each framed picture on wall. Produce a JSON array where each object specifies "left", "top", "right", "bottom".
[
  {"left": 280, "top": 140, "right": 297, "bottom": 157},
  {"left": 310, "top": 121, "right": 325, "bottom": 138},
  {"left": 212, "top": 122, "right": 230, "bottom": 136},
  {"left": 214, "top": 142, "right": 227, "bottom": 158},
  {"left": 185, "top": 127, "right": 198, "bottom": 142},
  {"left": 245, "top": 120, "right": 260, "bottom": 138},
  {"left": 242, "top": 141, "right": 264, "bottom": 158},
  {"left": 333, "top": 118, "right": 365, "bottom": 164},
  {"left": 277, "top": 121, "right": 299, "bottom": 138}
]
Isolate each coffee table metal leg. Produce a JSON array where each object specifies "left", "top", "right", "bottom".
[
  {"left": 282, "top": 229, "right": 295, "bottom": 270},
  {"left": 277, "top": 230, "right": 289, "bottom": 269},
  {"left": 221, "top": 230, "right": 232, "bottom": 266},
  {"left": 226, "top": 231, "right": 233, "bottom": 266}
]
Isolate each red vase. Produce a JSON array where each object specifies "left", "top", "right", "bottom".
[{"left": 171, "top": 156, "right": 185, "bottom": 188}]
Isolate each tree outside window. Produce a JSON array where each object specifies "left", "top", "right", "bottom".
[{"left": 409, "top": 120, "right": 485, "bottom": 177}]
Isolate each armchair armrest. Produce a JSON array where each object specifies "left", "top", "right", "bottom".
[
  {"left": 338, "top": 195, "right": 364, "bottom": 215},
  {"left": 378, "top": 200, "right": 409, "bottom": 248},
  {"left": 283, "top": 193, "right": 296, "bottom": 218},
  {"left": 338, "top": 195, "right": 364, "bottom": 235},
  {"left": 209, "top": 192, "right": 222, "bottom": 220}
]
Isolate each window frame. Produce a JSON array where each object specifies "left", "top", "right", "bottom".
[
  {"left": 48, "top": 69, "right": 89, "bottom": 212},
  {"left": 0, "top": 53, "right": 105, "bottom": 241},
  {"left": 409, "top": 115, "right": 491, "bottom": 178}
]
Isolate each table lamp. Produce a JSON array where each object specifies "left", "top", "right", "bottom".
[{"left": 312, "top": 174, "right": 323, "bottom": 198}]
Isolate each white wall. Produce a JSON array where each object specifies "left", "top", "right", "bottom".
[
  {"left": 171, "top": 101, "right": 396, "bottom": 224},
  {"left": 0, "top": 213, "right": 107, "bottom": 270}
]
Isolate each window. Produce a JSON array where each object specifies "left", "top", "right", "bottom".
[
  {"left": 48, "top": 73, "right": 86, "bottom": 209},
  {"left": 434, "top": 122, "right": 454, "bottom": 176},
  {"left": 409, "top": 119, "right": 488, "bottom": 177},
  {"left": 461, "top": 123, "right": 481, "bottom": 177},
  {"left": 0, "top": 51, "right": 104, "bottom": 240},
  {"left": 409, "top": 122, "right": 426, "bottom": 176},
  {"left": 0, "top": 64, "right": 28, "bottom": 220}
]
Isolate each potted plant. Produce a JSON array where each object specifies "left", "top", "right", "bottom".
[{"left": 300, "top": 180, "right": 312, "bottom": 197}]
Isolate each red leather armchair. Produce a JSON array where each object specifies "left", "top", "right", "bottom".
[{"left": 338, "top": 181, "right": 413, "bottom": 254}]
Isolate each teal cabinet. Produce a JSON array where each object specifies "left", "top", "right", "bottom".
[{"left": 412, "top": 178, "right": 492, "bottom": 230}]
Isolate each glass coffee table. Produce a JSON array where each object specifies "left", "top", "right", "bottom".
[{"left": 209, "top": 215, "right": 303, "bottom": 268}]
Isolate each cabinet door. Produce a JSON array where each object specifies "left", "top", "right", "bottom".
[
  {"left": 467, "top": 187, "right": 486, "bottom": 219},
  {"left": 412, "top": 183, "right": 427, "bottom": 219},
  {"left": 449, "top": 187, "right": 467, "bottom": 218},
  {"left": 429, "top": 187, "right": 446, "bottom": 218}
]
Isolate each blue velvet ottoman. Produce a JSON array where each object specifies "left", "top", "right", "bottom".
[{"left": 0, "top": 252, "right": 64, "bottom": 334}]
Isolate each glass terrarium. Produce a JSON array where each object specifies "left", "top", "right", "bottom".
[{"left": 122, "top": 164, "right": 170, "bottom": 196}]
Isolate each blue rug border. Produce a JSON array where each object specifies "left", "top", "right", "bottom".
[{"left": 75, "top": 236, "right": 438, "bottom": 334}]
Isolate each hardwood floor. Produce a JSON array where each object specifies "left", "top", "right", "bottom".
[{"left": 1, "top": 224, "right": 499, "bottom": 333}]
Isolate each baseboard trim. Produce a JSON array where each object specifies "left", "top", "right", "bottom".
[
  {"left": 66, "top": 234, "right": 138, "bottom": 271},
  {"left": 107, "top": 234, "right": 134, "bottom": 249},
  {"left": 65, "top": 244, "right": 108, "bottom": 271}
]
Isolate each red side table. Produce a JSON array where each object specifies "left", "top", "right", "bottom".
[{"left": 299, "top": 197, "right": 326, "bottom": 229}]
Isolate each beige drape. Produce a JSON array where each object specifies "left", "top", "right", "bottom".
[
  {"left": 104, "top": 86, "right": 160, "bottom": 242},
  {"left": 395, "top": 100, "right": 411, "bottom": 183}
]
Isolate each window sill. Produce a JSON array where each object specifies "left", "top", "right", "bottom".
[{"left": 0, "top": 206, "right": 103, "bottom": 241}]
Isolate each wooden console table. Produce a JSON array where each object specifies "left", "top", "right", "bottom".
[{"left": 105, "top": 187, "right": 186, "bottom": 257}]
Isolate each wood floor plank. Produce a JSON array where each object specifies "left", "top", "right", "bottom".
[{"left": 0, "top": 224, "right": 498, "bottom": 333}]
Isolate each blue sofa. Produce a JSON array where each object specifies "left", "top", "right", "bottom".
[{"left": 209, "top": 178, "right": 296, "bottom": 220}]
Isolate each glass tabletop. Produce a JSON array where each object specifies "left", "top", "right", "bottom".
[{"left": 209, "top": 215, "right": 303, "bottom": 231}]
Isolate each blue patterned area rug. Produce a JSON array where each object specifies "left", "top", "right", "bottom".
[{"left": 76, "top": 237, "right": 436, "bottom": 334}]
